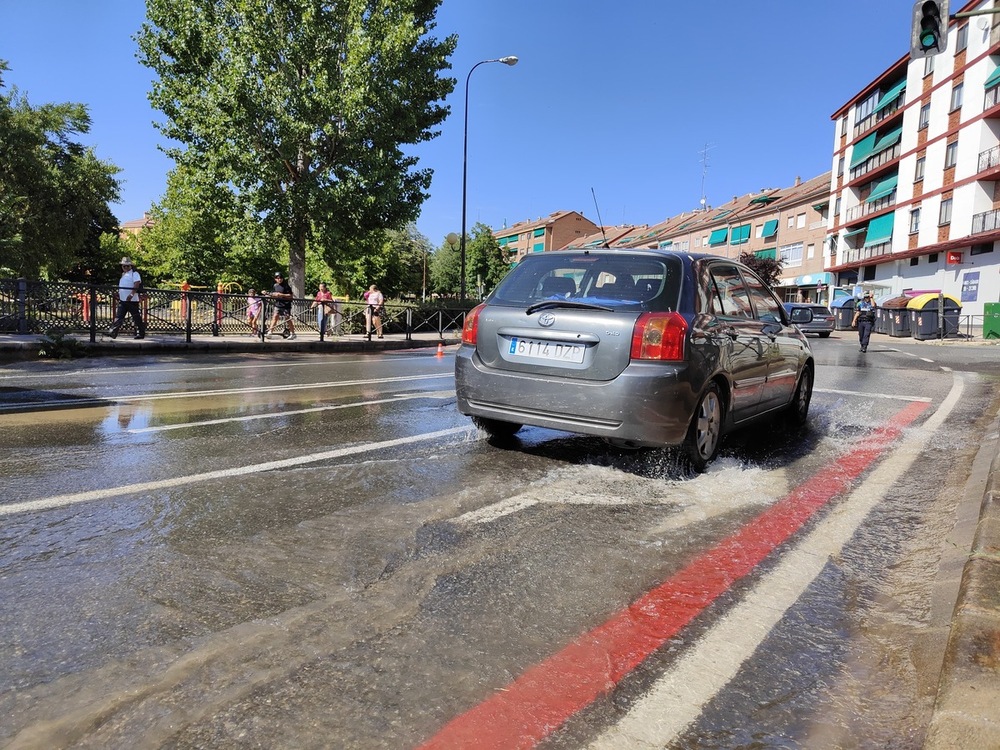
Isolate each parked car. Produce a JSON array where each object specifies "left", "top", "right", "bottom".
[
  {"left": 455, "top": 250, "right": 816, "bottom": 472},
  {"left": 782, "top": 302, "right": 835, "bottom": 337}
]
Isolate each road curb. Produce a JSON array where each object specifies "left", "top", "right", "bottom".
[{"left": 925, "top": 411, "right": 1000, "bottom": 749}]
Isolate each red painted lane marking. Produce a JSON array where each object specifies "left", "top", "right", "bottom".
[{"left": 418, "top": 400, "right": 930, "bottom": 749}]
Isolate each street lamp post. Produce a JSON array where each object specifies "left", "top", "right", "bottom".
[{"left": 461, "top": 55, "right": 518, "bottom": 301}]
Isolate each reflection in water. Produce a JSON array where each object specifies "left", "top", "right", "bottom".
[{"left": 99, "top": 404, "right": 153, "bottom": 436}]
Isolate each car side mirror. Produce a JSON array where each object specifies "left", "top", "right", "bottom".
[{"left": 789, "top": 308, "right": 814, "bottom": 324}]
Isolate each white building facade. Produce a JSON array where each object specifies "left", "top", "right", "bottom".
[{"left": 828, "top": 0, "right": 1000, "bottom": 318}]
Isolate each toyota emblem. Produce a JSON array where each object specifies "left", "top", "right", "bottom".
[{"left": 538, "top": 312, "right": 556, "bottom": 327}]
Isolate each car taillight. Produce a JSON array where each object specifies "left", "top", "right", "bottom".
[
  {"left": 462, "top": 303, "right": 485, "bottom": 345},
  {"left": 630, "top": 312, "right": 687, "bottom": 361}
]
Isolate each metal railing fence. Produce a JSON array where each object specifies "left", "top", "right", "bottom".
[{"left": 0, "top": 279, "right": 469, "bottom": 343}]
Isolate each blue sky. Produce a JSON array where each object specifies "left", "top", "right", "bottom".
[{"left": 1, "top": 0, "right": 916, "bottom": 247}]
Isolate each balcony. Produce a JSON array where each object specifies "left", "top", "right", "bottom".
[
  {"left": 979, "top": 144, "right": 1000, "bottom": 173},
  {"left": 853, "top": 94, "right": 905, "bottom": 139},
  {"left": 845, "top": 193, "right": 896, "bottom": 222},
  {"left": 972, "top": 207, "right": 1000, "bottom": 233},
  {"left": 849, "top": 142, "right": 901, "bottom": 182},
  {"left": 840, "top": 242, "right": 893, "bottom": 265}
]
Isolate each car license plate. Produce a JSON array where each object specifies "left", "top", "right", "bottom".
[{"left": 508, "top": 336, "right": 585, "bottom": 363}]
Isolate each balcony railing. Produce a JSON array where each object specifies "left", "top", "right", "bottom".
[
  {"left": 849, "top": 142, "right": 901, "bottom": 182},
  {"left": 840, "top": 242, "right": 893, "bottom": 265},
  {"left": 845, "top": 193, "right": 896, "bottom": 222},
  {"left": 972, "top": 207, "right": 1000, "bottom": 234},
  {"left": 978, "top": 144, "right": 1000, "bottom": 173},
  {"left": 853, "top": 94, "right": 905, "bottom": 139}
]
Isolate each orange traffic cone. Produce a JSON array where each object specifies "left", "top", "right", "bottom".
[{"left": 436, "top": 342, "right": 445, "bottom": 357}]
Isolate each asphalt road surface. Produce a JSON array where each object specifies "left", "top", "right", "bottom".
[{"left": 1, "top": 337, "right": 998, "bottom": 749}]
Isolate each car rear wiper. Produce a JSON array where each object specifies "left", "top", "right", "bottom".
[{"left": 525, "top": 300, "right": 614, "bottom": 315}]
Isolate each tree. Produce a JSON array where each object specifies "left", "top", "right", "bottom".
[
  {"left": 136, "top": 0, "right": 457, "bottom": 297},
  {"left": 463, "top": 222, "right": 511, "bottom": 299},
  {"left": 0, "top": 61, "right": 121, "bottom": 279},
  {"left": 429, "top": 234, "right": 460, "bottom": 297},
  {"left": 739, "top": 251, "right": 784, "bottom": 289}
]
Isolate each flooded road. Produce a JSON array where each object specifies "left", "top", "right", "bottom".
[{"left": 0, "top": 340, "right": 998, "bottom": 748}]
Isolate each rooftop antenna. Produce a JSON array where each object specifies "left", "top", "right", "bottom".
[
  {"left": 591, "top": 187, "right": 610, "bottom": 247},
  {"left": 699, "top": 143, "right": 714, "bottom": 210}
]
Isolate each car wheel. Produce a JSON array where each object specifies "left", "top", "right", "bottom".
[
  {"left": 818, "top": 332, "right": 831, "bottom": 338},
  {"left": 472, "top": 416, "right": 523, "bottom": 439},
  {"left": 785, "top": 365, "right": 813, "bottom": 427},
  {"left": 682, "top": 383, "right": 723, "bottom": 473}
]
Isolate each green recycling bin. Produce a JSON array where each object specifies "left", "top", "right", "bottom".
[{"left": 985, "top": 302, "right": 1000, "bottom": 340}]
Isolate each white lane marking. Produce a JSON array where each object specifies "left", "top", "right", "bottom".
[
  {"left": 0, "top": 427, "right": 474, "bottom": 517},
  {"left": 815, "top": 388, "right": 931, "bottom": 403},
  {"left": 588, "top": 373, "right": 964, "bottom": 748},
  {"left": 0, "top": 374, "right": 451, "bottom": 412},
  {"left": 127, "top": 391, "right": 454, "bottom": 433},
  {"left": 0, "top": 354, "right": 445, "bottom": 380}
]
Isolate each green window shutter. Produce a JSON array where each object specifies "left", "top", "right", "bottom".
[
  {"left": 850, "top": 133, "right": 878, "bottom": 168},
  {"left": 865, "top": 174, "right": 899, "bottom": 203},
  {"left": 985, "top": 67, "right": 1000, "bottom": 90},
  {"left": 532, "top": 242, "right": 545, "bottom": 252},
  {"left": 863, "top": 213, "right": 895, "bottom": 246},
  {"left": 756, "top": 248, "right": 776, "bottom": 260},
  {"left": 730, "top": 224, "right": 751, "bottom": 245},
  {"left": 498, "top": 237, "right": 508, "bottom": 246},
  {"left": 871, "top": 126, "right": 902, "bottom": 156},
  {"left": 761, "top": 219, "right": 778, "bottom": 239},
  {"left": 532, "top": 228, "right": 545, "bottom": 237},
  {"left": 872, "top": 80, "right": 907, "bottom": 114},
  {"left": 708, "top": 228, "right": 729, "bottom": 246},
  {"left": 843, "top": 226, "right": 867, "bottom": 238}
]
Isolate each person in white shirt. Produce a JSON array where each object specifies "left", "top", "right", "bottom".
[
  {"left": 364, "top": 284, "right": 385, "bottom": 339},
  {"left": 106, "top": 256, "right": 145, "bottom": 339}
]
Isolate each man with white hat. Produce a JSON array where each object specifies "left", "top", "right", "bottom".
[{"left": 106, "top": 256, "right": 146, "bottom": 339}]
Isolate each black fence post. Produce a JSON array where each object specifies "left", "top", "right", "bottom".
[
  {"left": 16, "top": 278, "right": 27, "bottom": 334},
  {"left": 405, "top": 307, "right": 412, "bottom": 341}
]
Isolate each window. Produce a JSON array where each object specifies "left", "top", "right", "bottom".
[
  {"left": 929, "top": 253, "right": 939, "bottom": 263},
  {"left": 924, "top": 56, "right": 934, "bottom": 77},
  {"left": 951, "top": 83, "right": 964, "bottom": 112},
  {"left": 910, "top": 208, "right": 921, "bottom": 234},
  {"left": 919, "top": 103, "right": 931, "bottom": 129},
  {"left": 939, "top": 198, "right": 953, "bottom": 225},
  {"left": 742, "top": 271, "right": 783, "bottom": 324},
  {"left": 834, "top": 196, "right": 841, "bottom": 216},
  {"left": 915, "top": 156, "right": 926, "bottom": 181},
  {"left": 779, "top": 242, "right": 804, "bottom": 268},
  {"left": 787, "top": 215, "right": 794, "bottom": 229},
  {"left": 796, "top": 213, "right": 806, "bottom": 229},
  {"left": 855, "top": 90, "right": 880, "bottom": 123},
  {"left": 841, "top": 117, "right": 847, "bottom": 137},
  {"left": 945, "top": 141, "right": 958, "bottom": 169},
  {"left": 838, "top": 156, "right": 844, "bottom": 177},
  {"left": 708, "top": 264, "right": 753, "bottom": 318},
  {"left": 956, "top": 24, "right": 969, "bottom": 53},
  {"left": 755, "top": 224, "right": 764, "bottom": 239},
  {"left": 971, "top": 243, "right": 994, "bottom": 255},
  {"left": 911, "top": 257, "right": 920, "bottom": 266},
  {"left": 807, "top": 243, "right": 815, "bottom": 260}
]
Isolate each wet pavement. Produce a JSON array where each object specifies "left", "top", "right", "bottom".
[{"left": 0, "top": 336, "right": 1000, "bottom": 748}]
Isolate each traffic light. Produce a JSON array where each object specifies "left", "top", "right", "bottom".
[{"left": 911, "top": 0, "right": 949, "bottom": 59}]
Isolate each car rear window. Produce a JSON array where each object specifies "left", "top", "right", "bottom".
[
  {"left": 810, "top": 305, "right": 833, "bottom": 315},
  {"left": 488, "top": 252, "right": 683, "bottom": 311}
]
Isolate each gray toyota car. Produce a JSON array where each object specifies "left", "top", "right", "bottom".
[{"left": 455, "top": 249, "right": 815, "bottom": 472}]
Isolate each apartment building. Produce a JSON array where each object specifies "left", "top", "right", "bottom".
[
  {"left": 560, "top": 173, "right": 833, "bottom": 304},
  {"left": 494, "top": 210, "right": 600, "bottom": 262},
  {"left": 829, "top": 0, "right": 1000, "bottom": 317}
]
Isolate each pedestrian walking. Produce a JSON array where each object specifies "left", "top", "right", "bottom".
[
  {"left": 265, "top": 272, "right": 296, "bottom": 339},
  {"left": 106, "top": 256, "right": 146, "bottom": 339},
  {"left": 364, "top": 284, "right": 384, "bottom": 339},
  {"left": 310, "top": 282, "right": 334, "bottom": 336},
  {"left": 852, "top": 291, "right": 877, "bottom": 353},
  {"left": 246, "top": 288, "right": 262, "bottom": 336}
]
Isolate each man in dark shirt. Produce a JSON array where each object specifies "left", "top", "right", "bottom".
[
  {"left": 265, "top": 272, "right": 296, "bottom": 339},
  {"left": 852, "top": 291, "right": 877, "bottom": 353}
]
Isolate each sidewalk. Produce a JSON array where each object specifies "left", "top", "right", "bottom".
[{"left": 0, "top": 330, "right": 460, "bottom": 361}]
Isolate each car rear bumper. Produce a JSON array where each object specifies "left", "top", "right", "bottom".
[{"left": 455, "top": 347, "right": 701, "bottom": 447}]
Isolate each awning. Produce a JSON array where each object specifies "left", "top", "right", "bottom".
[
  {"left": 756, "top": 248, "right": 776, "bottom": 260},
  {"left": 844, "top": 226, "right": 867, "bottom": 238},
  {"left": 749, "top": 195, "right": 777, "bottom": 205},
  {"left": 871, "top": 126, "right": 903, "bottom": 156},
  {"left": 865, "top": 174, "right": 899, "bottom": 203},
  {"left": 873, "top": 80, "right": 907, "bottom": 114},
  {"left": 761, "top": 219, "right": 778, "bottom": 238},
  {"left": 863, "top": 213, "right": 895, "bottom": 247},
  {"left": 850, "top": 133, "right": 878, "bottom": 168},
  {"left": 986, "top": 67, "right": 1000, "bottom": 90},
  {"left": 708, "top": 228, "right": 728, "bottom": 246},
  {"left": 730, "top": 224, "right": 751, "bottom": 245}
]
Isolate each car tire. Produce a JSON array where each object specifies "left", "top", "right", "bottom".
[
  {"left": 818, "top": 332, "right": 831, "bottom": 338},
  {"left": 472, "top": 416, "right": 523, "bottom": 439},
  {"left": 682, "top": 382, "right": 723, "bottom": 473},
  {"left": 785, "top": 365, "right": 813, "bottom": 428}
]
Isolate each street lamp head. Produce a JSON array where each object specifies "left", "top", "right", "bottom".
[
  {"left": 446, "top": 232, "right": 459, "bottom": 246},
  {"left": 498, "top": 56, "right": 518, "bottom": 66}
]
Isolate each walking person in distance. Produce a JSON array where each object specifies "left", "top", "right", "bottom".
[
  {"left": 365, "top": 284, "right": 384, "bottom": 339},
  {"left": 106, "top": 256, "right": 145, "bottom": 339},
  {"left": 852, "top": 291, "right": 877, "bottom": 353},
  {"left": 265, "top": 272, "right": 296, "bottom": 339}
]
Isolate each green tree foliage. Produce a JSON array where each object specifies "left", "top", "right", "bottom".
[
  {"left": 739, "top": 251, "right": 784, "bottom": 289},
  {"left": 0, "top": 61, "right": 121, "bottom": 279},
  {"left": 429, "top": 234, "right": 460, "bottom": 298},
  {"left": 464, "top": 223, "right": 511, "bottom": 299},
  {"left": 136, "top": 0, "right": 457, "bottom": 297}
]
